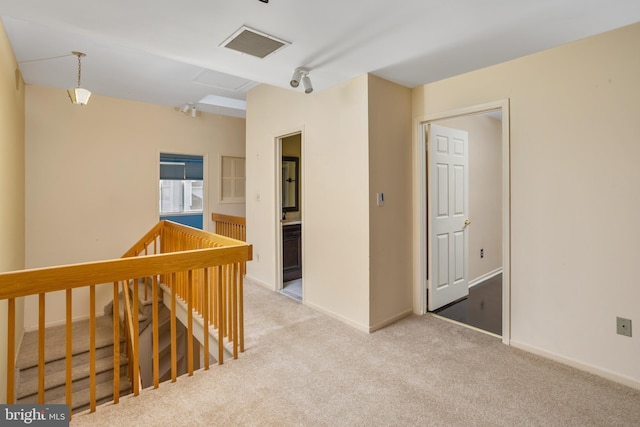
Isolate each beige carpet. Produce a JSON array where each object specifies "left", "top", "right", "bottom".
[{"left": 71, "top": 280, "right": 640, "bottom": 426}]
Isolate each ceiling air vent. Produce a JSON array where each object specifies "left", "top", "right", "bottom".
[{"left": 220, "top": 26, "right": 290, "bottom": 59}]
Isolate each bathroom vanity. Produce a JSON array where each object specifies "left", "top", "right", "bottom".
[{"left": 282, "top": 221, "right": 302, "bottom": 281}]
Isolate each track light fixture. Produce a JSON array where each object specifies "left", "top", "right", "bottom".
[
  {"left": 290, "top": 68, "right": 302, "bottom": 88},
  {"left": 289, "top": 68, "right": 313, "bottom": 94},
  {"left": 180, "top": 103, "right": 198, "bottom": 118},
  {"left": 67, "top": 51, "right": 91, "bottom": 105}
]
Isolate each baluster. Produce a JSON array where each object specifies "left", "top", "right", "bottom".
[
  {"left": 7, "top": 298, "right": 15, "bottom": 403},
  {"left": 132, "top": 280, "right": 140, "bottom": 395},
  {"left": 217, "top": 266, "right": 225, "bottom": 365},
  {"left": 89, "top": 285, "right": 96, "bottom": 412},
  {"left": 203, "top": 267, "right": 210, "bottom": 369},
  {"left": 66, "top": 289, "right": 73, "bottom": 412},
  {"left": 187, "top": 270, "right": 194, "bottom": 376},
  {"left": 226, "top": 264, "right": 232, "bottom": 341},
  {"left": 112, "top": 282, "right": 120, "bottom": 404},
  {"left": 152, "top": 275, "right": 159, "bottom": 388},
  {"left": 170, "top": 272, "right": 177, "bottom": 382},
  {"left": 238, "top": 262, "right": 245, "bottom": 353},
  {"left": 38, "top": 293, "right": 45, "bottom": 404},
  {"left": 231, "top": 263, "right": 238, "bottom": 359}
]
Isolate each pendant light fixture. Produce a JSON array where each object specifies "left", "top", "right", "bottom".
[{"left": 67, "top": 51, "right": 91, "bottom": 105}]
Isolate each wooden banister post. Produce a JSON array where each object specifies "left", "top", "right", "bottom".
[{"left": 7, "top": 298, "right": 15, "bottom": 404}]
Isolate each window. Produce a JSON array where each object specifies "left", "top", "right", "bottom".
[
  {"left": 220, "top": 156, "right": 245, "bottom": 203},
  {"left": 159, "top": 154, "right": 204, "bottom": 216},
  {"left": 159, "top": 179, "right": 203, "bottom": 213}
]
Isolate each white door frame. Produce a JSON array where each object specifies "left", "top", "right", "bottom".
[{"left": 413, "top": 99, "right": 511, "bottom": 344}]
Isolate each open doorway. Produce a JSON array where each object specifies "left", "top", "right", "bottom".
[
  {"left": 416, "top": 100, "right": 510, "bottom": 343},
  {"left": 277, "top": 132, "right": 303, "bottom": 301},
  {"left": 429, "top": 112, "right": 503, "bottom": 336}
]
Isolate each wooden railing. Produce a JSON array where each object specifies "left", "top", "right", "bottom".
[
  {"left": 0, "top": 220, "right": 251, "bottom": 414},
  {"left": 211, "top": 213, "right": 246, "bottom": 242},
  {"left": 211, "top": 213, "right": 246, "bottom": 276}
]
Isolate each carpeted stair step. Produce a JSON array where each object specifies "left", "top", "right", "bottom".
[
  {"left": 16, "top": 345, "right": 127, "bottom": 401},
  {"left": 50, "top": 375, "right": 132, "bottom": 414},
  {"left": 104, "top": 278, "right": 161, "bottom": 334},
  {"left": 16, "top": 316, "right": 116, "bottom": 371}
]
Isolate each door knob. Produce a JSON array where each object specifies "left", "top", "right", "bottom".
[{"left": 464, "top": 219, "right": 471, "bottom": 227}]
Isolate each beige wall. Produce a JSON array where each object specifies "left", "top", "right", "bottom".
[
  {"left": 436, "top": 114, "right": 502, "bottom": 282},
  {"left": 0, "top": 21, "right": 25, "bottom": 403},
  {"left": 246, "top": 75, "right": 413, "bottom": 331},
  {"left": 246, "top": 76, "right": 372, "bottom": 329},
  {"left": 367, "top": 75, "right": 413, "bottom": 328},
  {"left": 413, "top": 22, "right": 640, "bottom": 385},
  {"left": 25, "top": 85, "right": 246, "bottom": 329}
]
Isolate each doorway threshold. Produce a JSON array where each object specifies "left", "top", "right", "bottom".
[
  {"left": 280, "top": 279, "right": 302, "bottom": 302},
  {"left": 429, "top": 313, "right": 501, "bottom": 339}
]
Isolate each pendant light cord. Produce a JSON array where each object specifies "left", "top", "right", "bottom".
[{"left": 77, "top": 54, "right": 82, "bottom": 88}]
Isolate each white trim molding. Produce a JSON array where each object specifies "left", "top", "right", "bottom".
[
  {"left": 511, "top": 340, "right": 640, "bottom": 391},
  {"left": 468, "top": 268, "right": 503, "bottom": 288}
]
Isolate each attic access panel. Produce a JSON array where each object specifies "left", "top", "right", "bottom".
[{"left": 220, "top": 26, "right": 290, "bottom": 59}]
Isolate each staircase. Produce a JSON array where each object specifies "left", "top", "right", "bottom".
[
  {"left": 15, "top": 316, "right": 131, "bottom": 413},
  {"left": 1, "top": 220, "right": 250, "bottom": 413}
]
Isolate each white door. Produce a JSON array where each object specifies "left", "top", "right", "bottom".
[{"left": 428, "top": 124, "right": 470, "bottom": 311}]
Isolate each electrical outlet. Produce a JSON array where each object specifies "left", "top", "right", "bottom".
[{"left": 617, "top": 317, "right": 632, "bottom": 337}]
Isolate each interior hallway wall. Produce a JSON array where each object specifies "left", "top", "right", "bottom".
[
  {"left": 25, "top": 85, "right": 245, "bottom": 329},
  {"left": 246, "top": 74, "right": 414, "bottom": 331},
  {"left": 246, "top": 76, "right": 372, "bottom": 329},
  {"left": 413, "top": 22, "right": 640, "bottom": 387},
  {"left": 0, "top": 21, "right": 25, "bottom": 403},
  {"left": 367, "top": 75, "right": 413, "bottom": 329}
]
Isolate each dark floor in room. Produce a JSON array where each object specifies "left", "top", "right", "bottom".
[{"left": 434, "top": 274, "right": 502, "bottom": 336}]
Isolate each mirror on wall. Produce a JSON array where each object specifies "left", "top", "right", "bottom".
[{"left": 282, "top": 156, "right": 299, "bottom": 212}]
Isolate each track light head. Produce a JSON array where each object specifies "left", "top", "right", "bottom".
[
  {"left": 181, "top": 103, "right": 191, "bottom": 113},
  {"left": 191, "top": 105, "right": 197, "bottom": 118},
  {"left": 290, "top": 69, "right": 303, "bottom": 88},
  {"left": 302, "top": 75, "right": 313, "bottom": 94}
]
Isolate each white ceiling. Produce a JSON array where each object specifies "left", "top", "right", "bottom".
[{"left": 2, "top": 1, "right": 639, "bottom": 118}]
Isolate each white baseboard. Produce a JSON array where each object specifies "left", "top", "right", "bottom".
[
  {"left": 244, "top": 274, "right": 276, "bottom": 291},
  {"left": 303, "top": 301, "right": 370, "bottom": 333},
  {"left": 369, "top": 309, "right": 414, "bottom": 333},
  {"left": 511, "top": 340, "right": 640, "bottom": 391},
  {"left": 24, "top": 312, "right": 105, "bottom": 333},
  {"left": 469, "top": 267, "right": 503, "bottom": 288}
]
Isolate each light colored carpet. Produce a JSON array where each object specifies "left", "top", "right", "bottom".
[{"left": 71, "top": 280, "right": 640, "bottom": 426}]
